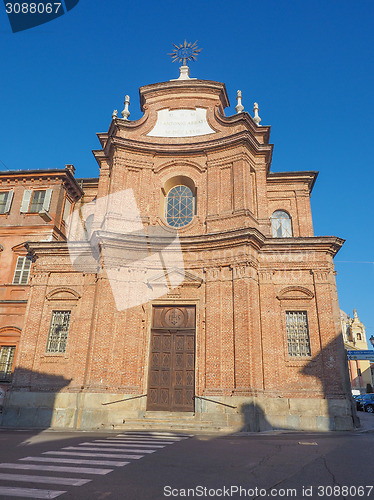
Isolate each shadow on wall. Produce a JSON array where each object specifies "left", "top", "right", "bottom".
[
  {"left": 239, "top": 403, "right": 269, "bottom": 432},
  {"left": 237, "top": 335, "right": 359, "bottom": 433},
  {"left": 0, "top": 367, "right": 71, "bottom": 429},
  {"left": 302, "top": 335, "right": 360, "bottom": 430},
  {"left": 0, "top": 336, "right": 359, "bottom": 432}
]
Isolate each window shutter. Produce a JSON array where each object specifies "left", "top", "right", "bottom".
[
  {"left": 20, "top": 190, "right": 32, "bottom": 213},
  {"left": 13, "top": 257, "right": 24, "bottom": 284},
  {"left": 13, "top": 256, "right": 32, "bottom": 285},
  {"left": 42, "top": 188, "right": 53, "bottom": 212},
  {"left": 4, "top": 189, "right": 14, "bottom": 213},
  {"left": 63, "top": 198, "right": 72, "bottom": 223},
  {"left": 20, "top": 258, "right": 32, "bottom": 284}
]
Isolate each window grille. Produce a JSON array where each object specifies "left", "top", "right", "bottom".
[
  {"left": 286, "top": 311, "right": 311, "bottom": 357},
  {"left": 165, "top": 185, "right": 194, "bottom": 228},
  {"left": 271, "top": 210, "right": 293, "bottom": 238},
  {"left": 46, "top": 311, "right": 71, "bottom": 353},
  {"left": 0, "top": 346, "right": 16, "bottom": 382},
  {"left": 13, "top": 256, "right": 32, "bottom": 285}
]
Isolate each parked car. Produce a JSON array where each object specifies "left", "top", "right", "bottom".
[{"left": 353, "top": 394, "right": 374, "bottom": 413}]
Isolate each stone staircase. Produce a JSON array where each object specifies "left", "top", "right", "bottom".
[{"left": 113, "top": 411, "right": 237, "bottom": 433}]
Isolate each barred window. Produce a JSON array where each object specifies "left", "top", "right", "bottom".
[
  {"left": 0, "top": 346, "right": 16, "bottom": 382},
  {"left": 271, "top": 210, "right": 293, "bottom": 238},
  {"left": 286, "top": 311, "right": 311, "bottom": 357},
  {"left": 165, "top": 185, "right": 195, "bottom": 228},
  {"left": 13, "top": 256, "right": 32, "bottom": 285},
  {"left": 46, "top": 311, "right": 71, "bottom": 353}
]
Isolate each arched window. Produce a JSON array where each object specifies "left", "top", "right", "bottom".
[
  {"left": 165, "top": 185, "right": 195, "bottom": 228},
  {"left": 271, "top": 210, "right": 293, "bottom": 238}
]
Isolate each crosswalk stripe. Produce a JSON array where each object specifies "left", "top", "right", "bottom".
[
  {"left": 71, "top": 442, "right": 163, "bottom": 449},
  {"left": 80, "top": 441, "right": 165, "bottom": 448},
  {"left": 20, "top": 457, "right": 130, "bottom": 467},
  {"left": 95, "top": 439, "right": 175, "bottom": 445},
  {"left": 0, "top": 472, "right": 91, "bottom": 486},
  {"left": 117, "top": 432, "right": 192, "bottom": 437},
  {"left": 0, "top": 463, "right": 113, "bottom": 475},
  {"left": 68, "top": 446, "right": 157, "bottom": 453},
  {"left": 0, "top": 486, "right": 66, "bottom": 499},
  {"left": 43, "top": 451, "right": 144, "bottom": 460},
  {"left": 116, "top": 433, "right": 189, "bottom": 439}
]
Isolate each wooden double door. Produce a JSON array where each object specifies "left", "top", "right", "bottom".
[{"left": 147, "top": 306, "right": 195, "bottom": 412}]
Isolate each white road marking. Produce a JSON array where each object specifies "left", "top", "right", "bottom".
[
  {"left": 0, "top": 472, "right": 90, "bottom": 486},
  {"left": 68, "top": 446, "right": 157, "bottom": 453},
  {"left": 74, "top": 443, "right": 163, "bottom": 453},
  {"left": 0, "top": 486, "right": 66, "bottom": 498},
  {"left": 117, "top": 431, "right": 190, "bottom": 436},
  {"left": 71, "top": 442, "right": 164, "bottom": 449},
  {"left": 0, "top": 463, "right": 113, "bottom": 475},
  {"left": 95, "top": 439, "right": 174, "bottom": 445},
  {"left": 20, "top": 456, "right": 130, "bottom": 467},
  {"left": 116, "top": 433, "right": 189, "bottom": 439},
  {"left": 43, "top": 451, "right": 144, "bottom": 460}
]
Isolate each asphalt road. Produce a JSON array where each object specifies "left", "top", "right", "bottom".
[{"left": 0, "top": 423, "right": 373, "bottom": 500}]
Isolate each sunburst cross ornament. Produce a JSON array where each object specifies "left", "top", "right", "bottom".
[{"left": 169, "top": 40, "right": 202, "bottom": 66}]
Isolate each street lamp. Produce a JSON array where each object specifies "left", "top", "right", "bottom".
[{"left": 369, "top": 336, "right": 374, "bottom": 349}]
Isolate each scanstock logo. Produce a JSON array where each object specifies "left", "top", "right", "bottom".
[
  {"left": 4, "top": 0, "right": 79, "bottom": 33},
  {"left": 67, "top": 190, "right": 185, "bottom": 311}
]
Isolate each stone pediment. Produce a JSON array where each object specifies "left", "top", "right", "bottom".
[
  {"left": 147, "top": 268, "right": 202, "bottom": 290},
  {"left": 46, "top": 287, "right": 81, "bottom": 301},
  {"left": 277, "top": 286, "right": 314, "bottom": 301}
]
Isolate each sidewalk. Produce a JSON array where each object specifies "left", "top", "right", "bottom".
[{"left": 355, "top": 412, "right": 374, "bottom": 433}]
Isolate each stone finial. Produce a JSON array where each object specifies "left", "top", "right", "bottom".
[
  {"left": 253, "top": 102, "right": 261, "bottom": 126},
  {"left": 112, "top": 109, "right": 118, "bottom": 120},
  {"left": 235, "top": 90, "right": 244, "bottom": 114},
  {"left": 121, "top": 95, "right": 130, "bottom": 120},
  {"left": 353, "top": 308, "right": 358, "bottom": 318},
  {"left": 170, "top": 65, "right": 197, "bottom": 82},
  {"left": 178, "top": 65, "right": 191, "bottom": 80}
]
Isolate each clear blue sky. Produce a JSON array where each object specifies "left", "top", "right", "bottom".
[{"left": 0, "top": 0, "right": 373, "bottom": 344}]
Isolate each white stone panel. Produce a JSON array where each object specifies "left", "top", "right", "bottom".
[{"left": 147, "top": 108, "right": 216, "bottom": 137}]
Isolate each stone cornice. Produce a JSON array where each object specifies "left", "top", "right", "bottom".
[
  {"left": 107, "top": 113, "right": 150, "bottom": 136},
  {"left": 138, "top": 79, "right": 230, "bottom": 111},
  {"left": 96, "top": 130, "right": 273, "bottom": 165},
  {"left": 261, "top": 236, "right": 345, "bottom": 256},
  {"left": 0, "top": 168, "right": 83, "bottom": 199},
  {"left": 24, "top": 231, "right": 344, "bottom": 259},
  {"left": 267, "top": 171, "right": 318, "bottom": 193},
  {"left": 75, "top": 177, "right": 99, "bottom": 189},
  {"left": 214, "top": 108, "right": 271, "bottom": 145}
]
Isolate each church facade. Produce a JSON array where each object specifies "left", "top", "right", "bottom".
[{"left": 0, "top": 68, "right": 354, "bottom": 431}]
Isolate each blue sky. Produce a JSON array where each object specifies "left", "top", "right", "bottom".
[{"left": 0, "top": 0, "right": 373, "bottom": 343}]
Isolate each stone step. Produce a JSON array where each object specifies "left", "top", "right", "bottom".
[
  {"left": 142, "top": 411, "right": 195, "bottom": 420},
  {"left": 115, "top": 418, "right": 234, "bottom": 433}
]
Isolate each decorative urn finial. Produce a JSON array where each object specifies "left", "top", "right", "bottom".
[
  {"left": 253, "top": 102, "right": 261, "bottom": 126},
  {"left": 235, "top": 90, "right": 244, "bottom": 113},
  {"left": 121, "top": 95, "right": 130, "bottom": 120}
]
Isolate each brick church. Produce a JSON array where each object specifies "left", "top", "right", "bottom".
[{"left": 0, "top": 64, "right": 354, "bottom": 431}]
